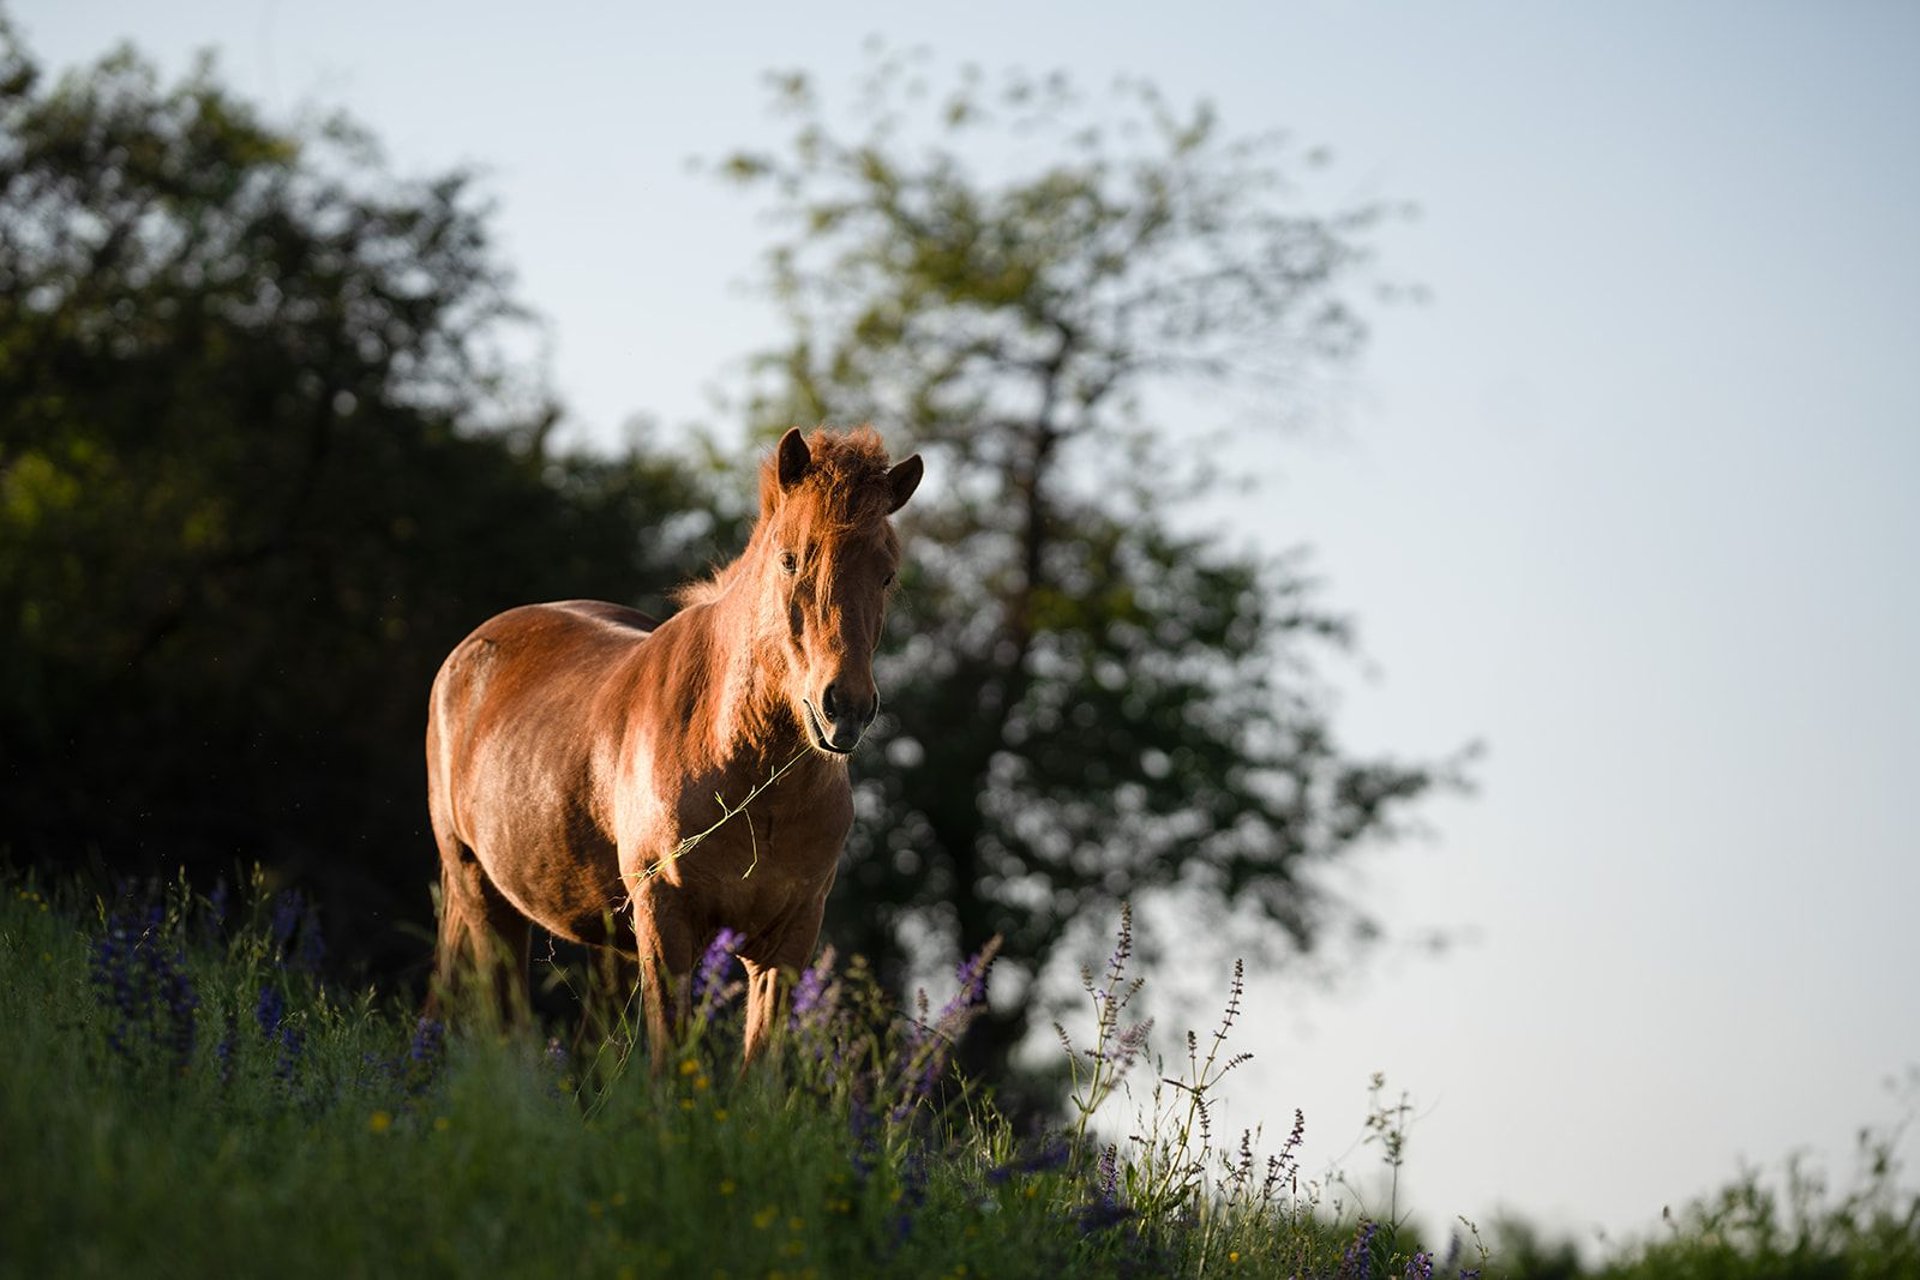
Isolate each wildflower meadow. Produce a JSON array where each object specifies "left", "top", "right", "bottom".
[{"left": 2, "top": 875, "right": 1914, "bottom": 1279}]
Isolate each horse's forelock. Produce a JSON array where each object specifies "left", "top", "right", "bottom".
[
  {"left": 678, "top": 431, "right": 899, "bottom": 613},
  {"left": 758, "top": 426, "right": 900, "bottom": 536}
]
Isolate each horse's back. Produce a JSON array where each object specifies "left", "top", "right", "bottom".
[
  {"left": 470, "top": 599, "right": 660, "bottom": 647},
  {"left": 535, "top": 598, "right": 663, "bottom": 635},
  {"left": 428, "top": 601, "right": 657, "bottom": 835},
  {"left": 434, "top": 598, "right": 649, "bottom": 710}
]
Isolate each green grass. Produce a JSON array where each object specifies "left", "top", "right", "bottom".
[
  {"left": 0, "top": 877, "right": 1383, "bottom": 1279},
  {"left": 2, "top": 875, "right": 1913, "bottom": 1280}
]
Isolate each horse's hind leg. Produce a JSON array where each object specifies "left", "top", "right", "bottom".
[{"left": 431, "top": 836, "right": 531, "bottom": 1024}]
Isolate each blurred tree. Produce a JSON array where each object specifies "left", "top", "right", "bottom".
[
  {"left": 0, "top": 24, "right": 721, "bottom": 968},
  {"left": 717, "top": 51, "right": 1469, "bottom": 1102}
]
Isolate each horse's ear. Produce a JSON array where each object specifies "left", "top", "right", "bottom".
[
  {"left": 777, "top": 427, "right": 812, "bottom": 491},
  {"left": 885, "top": 454, "right": 924, "bottom": 514}
]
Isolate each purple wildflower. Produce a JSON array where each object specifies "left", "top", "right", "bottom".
[
  {"left": 292, "top": 901, "right": 325, "bottom": 974},
  {"left": 88, "top": 909, "right": 198, "bottom": 1071},
  {"left": 203, "top": 878, "right": 229, "bottom": 945},
  {"left": 943, "top": 948, "right": 992, "bottom": 1022},
  {"left": 410, "top": 1015, "right": 446, "bottom": 1065},
  {"left": 1078, "top": 1142, "right": 1132, "bottom": 1235},
  {"left": 268, "top": 890, "right": 304, "bottom": 952},
  {"left": 1404, "top": 1251, "right": 1434, "bottom": 1280},
  {"left": 900, "top": 990, "right": 930, "bottom": 1057},
  {"left": 1104, "top": 904, "right": 1134, "bottom": 986},
  {"left": 790, "top": 949, "right": 834, "bottom": 1029},
  {"left": 88, "top": 920, "right": 134, "bottom": 1058},
  {"left": 406, "top": 1016, "right": 446, "bottom": 1095},
  {"left": 276, "top": 1023, "right": 304, "bottom": 1083},
  {"left": 987, "top": 1137, "right": 1072, "bottom": 1184},
  {"left": 1341, "top": 1221, "right": 1381, "bottom": 1280},
  {"left": 255, "top": 985, "right": 286, "bottom": 1040},
  {"left": 848, "top": 1101, "right": 880, "bottom": 1180},
  {"left": 693, "top": 928, "right": 745, "bottom": 1017},
  {"left": 892, "top": 941, "right": 999, "bottom": 1119},
  {"left": 1104, "top": 1017, "right": 1154, "bottom": 1068},
  {"left": 162, "top": 953, "right": 197, "bottom": 1069},
  {"left": 1077, "top": 1198, "right": 1135, "bottom": 1234},
  {"left": 256, "top": 979, "right": 299, "bottom": 1084},
  {"left": 888, "top": 1142, "right": 929, "bottom": 1250},
  {"left": 1279, "top": 1108, "right": 1305, "bottom": 1170}
]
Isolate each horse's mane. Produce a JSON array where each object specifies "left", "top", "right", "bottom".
[{"left": 674, "top": 426, "right": 899, "bottom": 610}]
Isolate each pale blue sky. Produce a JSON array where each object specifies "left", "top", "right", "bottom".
[{"left": 23, "top": 0, "right": 1919, "bottom": 1249}]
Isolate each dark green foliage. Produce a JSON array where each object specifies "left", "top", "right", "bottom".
[
  {"left": 0, "top": 24, "right": 721, "bottom": 968},
  {"left": 715, "top": 49, "right": 1470, "bottom": 1095}
]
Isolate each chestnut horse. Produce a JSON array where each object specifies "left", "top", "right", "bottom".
[{"left": 425, "top": 426, "right": 922, "bottom": 1066}]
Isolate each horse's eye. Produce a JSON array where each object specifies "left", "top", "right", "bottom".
[
  {"left": 882, "top": 570, "right": 896, "bottom": 587},
  {"left": 779, "top": 550, "right": 799, "bottom": 574}
]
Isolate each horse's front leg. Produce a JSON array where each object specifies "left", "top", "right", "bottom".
[
  {"left": 739, "top": 898, "right": 827, "bottom": 1068},
  {"left": 628, "top": 878, "right": 694, "bottom": 1073},
  {"left": 738, "top": 960, "right": 785, "bottom": 1070}
]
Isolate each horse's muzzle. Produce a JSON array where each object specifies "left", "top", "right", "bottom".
[{"left": 805, "top": 689, "right": 873, "bottom": 754}]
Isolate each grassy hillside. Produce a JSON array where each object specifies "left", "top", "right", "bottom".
[
  {"left": 0, "top": 876, "right": 1413, "bottom": 1279},
  {"left": 2, "top": 875, "right": 1913, "bottom": 1279}
]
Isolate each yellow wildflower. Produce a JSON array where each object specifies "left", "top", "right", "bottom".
[{"left": 368, "top": 1111, "right": 393, "bottom": 1135}]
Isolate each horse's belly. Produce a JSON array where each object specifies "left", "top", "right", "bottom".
[
  {"left": 455, "top": 724, "right": 626, "bottom": 943},
  {"left": 474, "top": 817, "right": 627, "bottom": 944}
]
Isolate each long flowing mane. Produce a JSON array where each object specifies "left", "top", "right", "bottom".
[{"left": 674, "top": 426, "right": 900, "bottom": 609}]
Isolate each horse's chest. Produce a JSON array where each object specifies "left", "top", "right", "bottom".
[{"left": 638, "top": 772, "right": 851, "bottom": 901}]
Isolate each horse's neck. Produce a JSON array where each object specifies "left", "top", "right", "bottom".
[{"left": 686, "top": 584, "right": 803, "bottom": 772}]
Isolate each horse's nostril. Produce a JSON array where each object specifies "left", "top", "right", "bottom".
[{"left": 821, "top": 683, "right": 839, "bottom": 721}]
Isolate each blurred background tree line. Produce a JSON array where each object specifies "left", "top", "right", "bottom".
[{"left": 0, "top": 22, "right": 1464, "bottom": 1092}]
